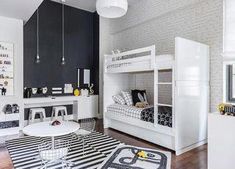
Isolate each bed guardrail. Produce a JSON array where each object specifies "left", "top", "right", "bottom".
[{"left": 104, "top": 45, "right": 156, "bottom": 73}]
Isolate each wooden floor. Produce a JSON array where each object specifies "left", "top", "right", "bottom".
[{"left": 0, "top": 120, "right": 207, "bottom": 169}]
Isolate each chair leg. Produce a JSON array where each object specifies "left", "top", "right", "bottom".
[
  {"left": 83, "top": 136, "right": 85, "bottom": 156},
  {"left": 39, "top": 113, "right": 43, "bottom": 122},
  {"left": 61, "top": 110, "right": 65, "bottom": 121},
  {"left": 51, "top": 109, "right": 54, "bottom": 121},
  {"left": 28, "top": 112, "right": 31, "bottom": 125},
  {"left": 64, "top": 108, "right": 68, "bottom": 121}
]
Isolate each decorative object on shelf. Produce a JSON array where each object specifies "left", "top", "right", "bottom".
[
  {"left": 96, "top": 0, "right": 128, "bottom": 18},
  {"left": 32, "top": 88, "right": 38, "bottom": 95},
  {"left": 111, "top": 49, "right": 122, "bottom": 61},
  {"left": 4, "top": 80, "right": 8, "bottom": 86},
  {"left": 73, "top": 89, "right": 80, "bottom": 96},
  {"left": 24, "top": 87, "right": 32, "bottom": 98},
  {"left": 52, "top": 87, "right": 63, "bottom": 95},
  {"left": 83, "top": 69, "right": 90, "bottom": 85},
  {"left": 0, "top": 41, "right": 14, "bottom": 96},
  {"left": 0, "top": 44, "right": 8, "bottom": 50},
  {"left": 12, "top": 104, "right": 19, "bottom": 113},
  {"left": 1, "top": 87, "right": 6, "bottom": 95},
  {"left": 61, "top": 0, "right": 66, "bottom": 65},
  {"left": 37, "top": 87, "right": 43, "bottom": 94},
  {"left": 218, "top": 103, "right": 235, "bottom": 116},
  {"left": 51, "top": 120, "right": 61, "bottom": 126},
  {"left": 88, "top": 83, "right": 94, "bottom": 95},
  {"left": 35, "top": 8, "right": 40, "bottom": 64},
  {"left": 3, "top": 104, "right": 19, "bottom": 114},
  {"left": 42, "top": 87, "right": 48, "bottom": 94},
  {"left": 64, "top": 84, "right": 73, "bottom": 94},
  {"left": 81, "top": 89, "right": 89, "bottom": 96},
  {"left": 3, "top": 104, "right": 12, "bottom": 114}
]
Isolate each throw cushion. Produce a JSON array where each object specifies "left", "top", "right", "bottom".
[
  {"left": 121, "top": 91, "right": 133, "bottom": 106},
  {"left": 112, "top": 95, "right": 126, "bottom": 105},
  {"left": 131, "top": 90, "right": 148, "bottom": 106}
]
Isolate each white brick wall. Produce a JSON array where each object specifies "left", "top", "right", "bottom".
[{"left": 100, "top": 0, "right": 223, "bottom": 112}]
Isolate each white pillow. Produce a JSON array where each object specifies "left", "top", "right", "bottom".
[
  {"left": 121, "top": 91, "right": 133, "bottom": 106},
  {"left": 112, "top": 95, "right": 126, "bottom": 105}
]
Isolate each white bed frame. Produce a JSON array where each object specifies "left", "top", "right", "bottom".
[{"left": 103, "top": 37, "right": 209, "bottom": 155}]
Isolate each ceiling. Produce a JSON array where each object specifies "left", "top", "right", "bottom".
[
  {"left": 0, "top": 0, "right": 141, "bottom": 22},
  {"left": 0, "top": 0, "right": 43, "bottom": 21},
  {"left": 52, "top": 0, "right": 141, "bottom": 12}
]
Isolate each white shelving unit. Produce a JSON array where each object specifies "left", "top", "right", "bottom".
[{"left": 0, "top": 16, "right": 23, "bottom": 143}]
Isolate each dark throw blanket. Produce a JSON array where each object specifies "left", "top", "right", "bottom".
[{"left": 140, "top": 106, "right": 172, "bottom": 127}]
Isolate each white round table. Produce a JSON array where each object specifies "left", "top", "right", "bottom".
[{"left": 23, "top": 121, "right": 80, "bottom": 148}]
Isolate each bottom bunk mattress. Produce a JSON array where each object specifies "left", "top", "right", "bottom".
[{"left": 106, "top": 104, "right": 172, "bottom": 127}]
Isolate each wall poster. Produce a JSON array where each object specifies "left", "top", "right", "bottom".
[{"left": 0, "top": 42, "right": 14, "bottom": 96}]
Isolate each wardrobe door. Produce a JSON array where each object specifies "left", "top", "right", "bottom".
[
  {"left": 175, "top": 82, "right": 209, "bottom": 154},
  {"left": 175, "top": 37, "right": 209, "bottom": 82}
]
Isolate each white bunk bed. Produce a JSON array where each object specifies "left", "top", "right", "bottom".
[{"left": 103, "top": 37, "right": 209, "bottom": 155}]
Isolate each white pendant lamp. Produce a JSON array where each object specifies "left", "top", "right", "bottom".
[{"left": 96, "top": 0, "right": 128, "bottom": 18}]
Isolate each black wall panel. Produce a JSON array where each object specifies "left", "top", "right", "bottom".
[{"left": 24, "top": 0, "right": 99, "bottom": 96}]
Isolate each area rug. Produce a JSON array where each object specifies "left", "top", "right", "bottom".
[
  {"left": 6, "top": 132, "right": 121, "bottom": 169},
  {"left": 98, "top": 144, "right": 171, "bottom": 169},
  {"left": 6, "top": 132, "right": 171, "bottom": 169}
]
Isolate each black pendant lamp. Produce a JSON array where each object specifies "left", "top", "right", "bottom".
[
  {"left": 61, "top": 0, "right": 66, "bottom": 65},
  {"left": 35, "top": 8, "right": 40, "bottom": 64}
]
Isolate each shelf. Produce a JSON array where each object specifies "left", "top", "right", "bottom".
[
  {"left": 157, "top": 82, "right": 172, "bottom": 85},
  {"left": 156, "top": 103, "right": 173, "bottom": 107},
  {"left": 0, "top": 113, "right": 19, "bottom": 122},
  {"left": 0, "top": 127, "right": 20, "bottom": 136},
  {"left": 0, "top": 78, "right": 13, "bottom": 80},
  {"left": 0, "top": 48, "right": 13, "bottom": 52}
]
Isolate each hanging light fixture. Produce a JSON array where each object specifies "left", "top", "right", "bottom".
[
  {"left": 35, "top": 8, "right": 40, "bottom": 64},
  {"left": 61, "top": 0, "right": 66, "bottom": 65},
  {"left": 96, "top": 0, "right": 128, "bottom": 18}
]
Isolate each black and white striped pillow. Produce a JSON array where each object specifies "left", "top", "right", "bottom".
[
  {"left": 121, "top": 91, "right": 133, "bottom": 106},
  {"left": 112, "top": 95, "right": 126, "bottom": 105}
]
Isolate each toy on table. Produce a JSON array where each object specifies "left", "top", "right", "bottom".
[{"left": 51, "top": 120, "right": 61, "bottom": 126}]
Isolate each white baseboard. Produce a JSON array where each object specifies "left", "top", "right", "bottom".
[
  {"left": 175, "top": 139, "right": 207, "bottom": 156},
  {"left": 97, "top": 113, "right": 103, "bottom": 119}
]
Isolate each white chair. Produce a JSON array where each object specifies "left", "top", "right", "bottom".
[
  {"left": 38, "top": 139, "right": 73, "bottom": 169},
  {"left": 51, "top": 106, "right": 68, "bottom": 121},
  {"left": 73, "top": 118, "right": 96, "bottom": 155},
  {"left": 28, "top": 108, "right": 46, "bottom": 124}
]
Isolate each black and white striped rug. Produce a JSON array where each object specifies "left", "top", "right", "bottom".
[{"left": 6, "top": 132, "right": 121, "bottom": 169}]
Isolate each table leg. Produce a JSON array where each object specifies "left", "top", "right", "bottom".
[{"left": 52, "top": 136, "right": 55, "bottom": 149}]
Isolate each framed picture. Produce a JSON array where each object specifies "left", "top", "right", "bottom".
[{"left": 0, "top": 41, "right": 14, "bottom": 96}]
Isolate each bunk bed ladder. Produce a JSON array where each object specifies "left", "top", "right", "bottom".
[{"left": 154, "top": 61, "right": 175, "bottom": 134}]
